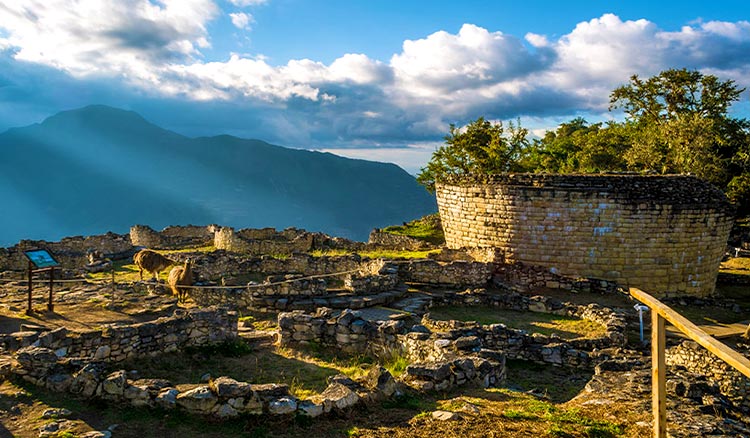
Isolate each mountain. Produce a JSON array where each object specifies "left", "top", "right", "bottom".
[{"left": 0, "top": 105, "right": 436, "bottom": 246}]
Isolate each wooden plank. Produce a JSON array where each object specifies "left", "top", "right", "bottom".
[
  {"left": 652, "top": 312, "right": 667, "bottom": 438},
  {"left": 666, "top": 320, "right": 750, "bottom": 340},
  {"left": 630, "top": 288, "right": 750, "bottom": 379}
]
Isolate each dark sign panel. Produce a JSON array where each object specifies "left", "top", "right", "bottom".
[{"left": 23, "top": 249, "right": 60, "bottom": 268}]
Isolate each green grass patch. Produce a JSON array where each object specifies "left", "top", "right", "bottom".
[
  {"left": 238, "top": 311, "right": 278, "bottom": 331},
  {"left": 427, "top": 306, "right": 607, "bottom": 339},
  {"left": 500, "top": 395, "right": 624, "bottom": 437},
  {"left": 359, "top": 249, "right": 441, "bottom": 259},
  {"left": 310, "top": 248, "right": 441, "bottom": 260},
  {"left": 381, "top": 213, "right": 444, "bottom": 245},
  {"left": 721, "top": 257, "right": 750, "bottom": 277},
  {"left": 504, "top": 359, "right": 593, "bottom": 403}
]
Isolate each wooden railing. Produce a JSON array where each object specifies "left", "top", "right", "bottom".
[{"left": 629, "top": 288, "right": 750, "bottom": 438}]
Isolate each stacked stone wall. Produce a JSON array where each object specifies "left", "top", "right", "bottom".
[
  {"left": 343, "top": 260, "right": 399, "bottom": 294},
  {"left": 0, "top": 233, "right": 133, "bottom": 271},
  {"left": 396, "top": 260, "right": 495, "bottom": 287},
  {"left": 130, "top": 225, "right": 216, "bottom": 249},
  {"left": 666, "top": 340, "right": 750, "bottom": 411},
  {"left": 279, "top": 295, "right": 626, "bottom": 370},
  {"left": 437, "top": 174, "right": 734, "bottom": 297},
  {"left": 1, "top": 307, "right": 237, "bottom": 362},
  {"left": 367, "top": 231, "right": 432, "bottom": 250},
  {"left": 214, "top": 227, "right": 315, "bottom": 254},
  {"left": 279, "top": 308, "right": 405, "bottom": 356}
]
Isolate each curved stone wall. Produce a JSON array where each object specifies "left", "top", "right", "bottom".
[{"left": 436, "top": 174, "right": 735, "bottom": 297}]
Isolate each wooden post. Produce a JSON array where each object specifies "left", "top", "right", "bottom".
[
  {"left": 652, "top": 311, "right": 666, "bottom": 438},
  {"left": 26, "top": 261, "right": 33, "bottom": 315},
  {"left": 110, "top": 260, "right": 115, "bottom": 294},
  {"left": 47, "top": 267, "right": 54, "bottom": 311}
]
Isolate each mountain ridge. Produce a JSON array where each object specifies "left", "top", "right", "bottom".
[{"left": 0, "top": 105, "right": 436, "bottom": 246}]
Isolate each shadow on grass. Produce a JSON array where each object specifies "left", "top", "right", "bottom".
[
  {"left": 427, "top": 306, "right": 606, "bottom": 340},
  {"left": 504, "top": 359, "right": 594, "bottom": 403},
  {"left": 10, "top": 377, "right": 438, "bottom": 438},
  {"left": 121, "top": 342, "right": 344, "bottom": 395}
]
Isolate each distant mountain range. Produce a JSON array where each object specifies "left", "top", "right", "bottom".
[{"left": 0, "top": 105, "right": 436, "bottom": 246}]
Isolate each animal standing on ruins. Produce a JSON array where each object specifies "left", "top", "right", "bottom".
[
  {"left": 168, "top": 258, "right": 194, "bottom": 304},
  {"left": 133, "top": 249, "right": 175, "bottom": 281}
]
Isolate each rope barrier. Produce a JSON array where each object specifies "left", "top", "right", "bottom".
[{"left": 177, "top": 269, "right": 361, "bottom": 290}]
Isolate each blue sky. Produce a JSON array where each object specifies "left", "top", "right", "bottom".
[{"left": 1, "top": 0, "right": 750, "bottom": 173}]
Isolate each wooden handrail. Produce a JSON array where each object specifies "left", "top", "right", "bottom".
[
  {"left": 629, "top": 287, "right": 750, "bottom": 438},
  {"left": 630, "top": 288, "right": 750, "bottom": 378}
]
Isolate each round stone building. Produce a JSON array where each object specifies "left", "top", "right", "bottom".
[{"left": 436, "top": 174, "right": 735, "bottom": 297}]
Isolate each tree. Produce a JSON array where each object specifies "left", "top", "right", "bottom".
[
  {"left": 610, "top": 68, "right": 744, "bottom": 124},
  {"left": 611, "top": 69, "right": 748, "bottom": 188},
  {"left": 521, "top": 118, "right": 630, "bottom": 173},
  {"left": 417, "top": 117, "right": 528, "bottom": 192}
]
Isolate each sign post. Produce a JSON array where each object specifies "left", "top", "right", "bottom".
[{"left": 23, "top": 249, "right": 60, "bottom": 314}]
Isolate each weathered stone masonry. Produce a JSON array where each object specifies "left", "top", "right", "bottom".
[{"left": 437, "top": 174, "right": 735, "bottom": 297}]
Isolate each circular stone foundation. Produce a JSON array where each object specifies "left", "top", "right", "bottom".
[{"left": 436, "top": 174, "right": 734, "bottom": 297}]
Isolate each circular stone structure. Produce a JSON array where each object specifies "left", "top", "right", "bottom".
[{"left": 436, "top": 174, "right": 735, "bottom": 297}]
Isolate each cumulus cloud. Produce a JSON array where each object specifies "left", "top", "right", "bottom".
[
  {"left": 2, "top": 6, "right": 750, "bottom": 157},
  {"left": 229, "top": 12, "right": 253, "bottom": 30},
  {"left": 228, "top": 0, "right": 267, "bottom": 6},
  {"left": 0, "top": 0, "right": 218, "bottom": 79}
]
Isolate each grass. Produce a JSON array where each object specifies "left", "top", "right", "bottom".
[
  {"left": 496, "top": 394, "right": 624, "bottom": 438},
  {"left": 238, "top": 311, "right": 278, "bottom": 331},
  {"left": 720, "top": 257, "right": 750, "bottom": 276},
  {"left": 120, "top": 342, "right": 380, "bottom": 398},
  {"left": 310, "top": 248, "right": 441, "bottom": 259},
  {"left": 427, "top": 306, "right": 607, "bottom": 339},
  {"left": 381, "top": 214, "right": 445, "bottom": 245},
  {"left": 504, "top": 359, "right": 593, "bottom": 403}
]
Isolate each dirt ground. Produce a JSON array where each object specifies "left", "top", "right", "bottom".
[{"left": 0, "top": 278, "right": 748, "bottom": 438}]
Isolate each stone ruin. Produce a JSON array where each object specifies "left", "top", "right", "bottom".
[{"left": 437, "top": 174, "right": 735, "bottom": 297}]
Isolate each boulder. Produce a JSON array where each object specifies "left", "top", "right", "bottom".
[
  {"left": 155, "top": 388, "right": 179, "bottom": 409},
  {"left": 210, "top": 376, "right": 252, "bottom": 398},
  {"left": 268, "top": 396, "right": 297, "bottom": 415},
  {"left": 102, "top": 371, "right": 127, "bottom": 397},
  {"left": 176, "top": 386, "right": 218, "bottom": 413}
]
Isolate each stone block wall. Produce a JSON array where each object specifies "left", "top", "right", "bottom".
[
  {"left": 344, "top": 260, "right": 399, "bottom": 294},
  {"left": 279, "top": 293, "right": 626, "bottom": 370},
  {"left": 214, "top": 227, "right": 315, "bottom": 254},
  {"left": 494, "top": 262, "right": 621, "bottom": 294},
  {"left": 401, "top": 354, "right": 505, "bottom": 392},
  {"left": 12, "top": 350, "right": 401, "bottom": 420},
  {"left": 130, "top": 225, "right": 216, "bottom": 249},
  {"left": 396, "top": 259, "right": 495, "bottom": 287},
  {"left": 367, "top": 231, "right": 432, "bottom": 250},
  {"left": 0, "top": 232, "right": 133, "bottom": 271},
  {"left": 437, "top": 174, "right": 735, "bottom": 297},
  {"left": 2, "top": 307, "right": 238, "bottom": 362},
  {"left": 279, "top": 308, "right": 406, "bottom": 356},
  {"left": 667, "top": 340, "right": 750, "bottom": 411}
]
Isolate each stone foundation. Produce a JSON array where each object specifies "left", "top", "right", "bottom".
[
  {"left": 667, "top": 340, "right": 750, "bottom": 412},
  {"left": 437, "top": 174, "right": 734, "bottom": 297},
  {"left": 1, "top": 307, "right": 237, "bottom": 362}
]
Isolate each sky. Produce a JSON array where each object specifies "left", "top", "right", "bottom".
[{"left": 1, "top": 0, "right": 750, "bottom": 173}]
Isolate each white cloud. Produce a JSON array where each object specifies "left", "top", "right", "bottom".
[
  {"left": 0, "top": 0, "right": 218, "bottom": 79},
  {"left": 228, "top": 0, "right": 267, "bottom": 6},
  {"left": 229, "top": 12, "right": 253, "bottom": 30},
  {"left": 2, "top": 6, "right": 750, "bottom": 155}
]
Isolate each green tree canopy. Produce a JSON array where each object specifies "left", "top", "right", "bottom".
[
  {"left": 416, "top": 117, "right": 528, "bottom": 192},
  {"left": 418, "top": 68, "right": 750, "bottom": 215}
]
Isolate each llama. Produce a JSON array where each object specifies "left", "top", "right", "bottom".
[
  {"left": 168, "top": 258, "right": 194, "bottom": 303},
  {"left": 133, "top": 249, "right": 175, "bottom": 281}
]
